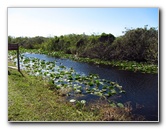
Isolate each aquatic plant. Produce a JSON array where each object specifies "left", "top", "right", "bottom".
[
  {"left": 69, "top": 99, "right": 76, "bottom": 103},
  {"left": 8, "top": 51, "right": 126, "bottom": 105}
]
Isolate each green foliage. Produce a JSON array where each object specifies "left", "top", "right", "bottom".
[
  {"left": 8, "top": 26, "right": 158, "bottom": 65},
  {"left": 99, "top": 33, "right": 115, "bottom": 43},
  {"left": 8, "top": 36, "right": 46, "bottom": 49},
  {"left": 110, "top": 27, "right": 158, "bottom": 64}
]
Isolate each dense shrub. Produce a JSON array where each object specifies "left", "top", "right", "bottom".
[
  {"left": 8, "top": 26, "right": 158, "bottom": 64},
  {"left": 110, "top": 27, "right": 158, "bottom": 63}
]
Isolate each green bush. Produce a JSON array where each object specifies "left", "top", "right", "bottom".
[{"left": 8, "top": 26, "right": 158, "bottom": 64}]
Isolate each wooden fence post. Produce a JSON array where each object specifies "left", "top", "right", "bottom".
[{"left": 17, "top": 48, "right": 20, "bottom": 71}]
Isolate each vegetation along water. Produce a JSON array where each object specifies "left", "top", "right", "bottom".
[
  {"left": 8, "top": 27, "right": 158, "bottom": 121},
  {"left": 8, "top": 27, "right": 158, "bottom": 74}
]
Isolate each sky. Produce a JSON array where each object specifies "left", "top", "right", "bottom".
[{"left": 8, "top": 8, "right": 159, "bottom": 37}]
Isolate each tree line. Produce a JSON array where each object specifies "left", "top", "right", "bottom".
[{"left": 8, "top": 26, "right": 158, "bottom": 64}]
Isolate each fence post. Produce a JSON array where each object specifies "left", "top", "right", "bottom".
[{"left": 17, "top": 47, "right": 20, "bottom": 72}]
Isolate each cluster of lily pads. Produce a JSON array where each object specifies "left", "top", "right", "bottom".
[{"left": 8, "top": 51, "right": 125, "bottom": 104}]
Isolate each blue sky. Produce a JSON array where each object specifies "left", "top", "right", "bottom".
[{"left": 8, "top": 8, "right": 159, "bottom": 37}]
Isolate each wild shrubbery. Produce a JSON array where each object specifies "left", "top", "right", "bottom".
[
  {"left": 8, "top": 26, "right": 158, "bottom": 64},
  {"left": 109, "top": 27, "right": 158, "bottom": 64}
]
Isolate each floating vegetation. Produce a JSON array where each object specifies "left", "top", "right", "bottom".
[
  {"left": 8, "top": 50, "right": 126, "bottom": 104},
  {"left": 69, "top": 99, "right": 76, "bottom": 103}
]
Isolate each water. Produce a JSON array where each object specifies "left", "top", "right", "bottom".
[{"left": 24, "top": 53, "right": 159, "bottom": 121}]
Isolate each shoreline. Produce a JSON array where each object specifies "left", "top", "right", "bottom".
[{"left": 19, "top": 48, "right": 158, "bottom": 74}]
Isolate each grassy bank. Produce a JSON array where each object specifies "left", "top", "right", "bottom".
[
  {"left": 47, "top": 51, "right": 158, "bottom": 74},
  {"left": 8, "top": 65, "right": 100, "bottom": 121},
  {"left": 19, "top": 48, "right": 158, "bottom": 74},
  {"left": 8, "top": 62, "right": 145, "bottom": 121}
]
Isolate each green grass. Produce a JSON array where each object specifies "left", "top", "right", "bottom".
[{"left": 8, "top": 67, "right": 101, "bottom": 121}]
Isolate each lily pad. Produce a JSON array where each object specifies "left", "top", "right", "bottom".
[
  {"left": 117, "top": 103, "right": 124, "bottom": 108},
  {"left": 110, "top": 102, "right": 117, "bottom": 108},
  {"left": 69, "top": 99, "right": 76, "bottom": 103},
  {"left": 80, "top": 100, "right": 86, "bottom": 104}
]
